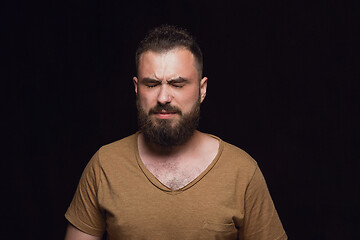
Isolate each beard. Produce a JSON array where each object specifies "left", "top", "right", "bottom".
[{"left": 137, "top": 97, "right": 200, "bottom": 147}]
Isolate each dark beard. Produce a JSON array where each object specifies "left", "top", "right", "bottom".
[{"left": 137, "top": 98, "right": 200, "bottom": 147}]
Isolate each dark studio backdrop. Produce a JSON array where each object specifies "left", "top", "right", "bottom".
[{"left": 3, "top": 0, "right": 359, "bottom": 239}]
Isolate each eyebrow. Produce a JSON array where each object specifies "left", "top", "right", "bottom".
[
  {"left": 167, "top": 77, "right": 189, "bottom": 84},
  {"left": 141, "top": 77, "right": 189, "bottom": 84},
  {"left": 141, "top": 77, "right": 161, "bottom": 83}
]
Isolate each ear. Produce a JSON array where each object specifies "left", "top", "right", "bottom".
[
  {"left": 133, "top": 77, "right": 139, "bottom": 94},
  {"left": 200, "top": 77, "right": 208, "bottom": 103}
]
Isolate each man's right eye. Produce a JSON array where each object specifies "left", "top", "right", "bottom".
[{"left": 146, "top": 83, "right": 159, "bottom": 88}]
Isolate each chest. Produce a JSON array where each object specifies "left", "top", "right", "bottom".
[
  {"left": 99, "top": 174, "right": 242, "bottom": 240},
  {"left": 144, "top": 161, "right": 204, "bottom": 190}
]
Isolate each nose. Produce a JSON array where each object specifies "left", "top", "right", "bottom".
[{"left": 157, "top": 84, "right": 172, "bottom": 105}]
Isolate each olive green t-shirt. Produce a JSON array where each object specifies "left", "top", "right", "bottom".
[{"left": 65, "top": 133, "right": 287, "bottom": 240}]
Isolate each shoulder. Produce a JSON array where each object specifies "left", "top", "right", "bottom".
[
  {"left": 208, "top": 134, "right": 257, "bottom": 165},
  {"left": 222, "top": 141, "right": 257, "bottom": 166},
  {"left": 95, "top": 132, "right": 139, "bottom": 170},
  {"left": 204, "top": 135, "right": 261, "bottom": 191},
  {"left": 99, "top": 133, "right": 138, "bottom": 155},
  {"left": 209, "top": 134, "right": 259, "bottom": 177}
]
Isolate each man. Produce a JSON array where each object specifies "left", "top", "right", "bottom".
[{"left": 64, "top": 25, "right": 287, "bottom": 240}]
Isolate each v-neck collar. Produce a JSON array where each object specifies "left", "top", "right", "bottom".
[{"left": 134, "top": 132, "right": 224, "bottom": 194}]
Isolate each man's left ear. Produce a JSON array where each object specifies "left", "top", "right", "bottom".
[{"left": 200, "top": 77, "right": 208, "bottom": 103}]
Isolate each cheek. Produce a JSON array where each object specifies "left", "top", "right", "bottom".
[
  {"left": 175, "top": 88, "right": 200, "bottom": 109},
  {"left": 138, "top": 91, "right": 157, "bottom": 109}
]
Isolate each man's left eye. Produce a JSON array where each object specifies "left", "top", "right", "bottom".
[{"left": 171, "top": 83, "right": 184, "bottom": 88}]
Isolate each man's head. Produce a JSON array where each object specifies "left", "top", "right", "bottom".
[
  {"left": 135, "top": 25, "right": 203, "bottom": 79},
  {"left": 133, "top": 25, "right": 207, "bottom": 147}
]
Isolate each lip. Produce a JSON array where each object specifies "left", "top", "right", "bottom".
[{"left": 154, "top": 112, "right": 177, "bottom": 119}]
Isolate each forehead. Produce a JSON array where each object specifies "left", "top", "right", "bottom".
[{"left": 137, "top": 48, "right": 198, "bottom": 80}]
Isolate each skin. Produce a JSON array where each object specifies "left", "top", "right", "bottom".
[
  {"left": 134, "top": 48, "right": 207, "bottom": 127},
  {"left": 133, "top": 48, "right": 209, "bottom": 155},
  {"left": 64, "top": 224, "right": 101, "bottom": 240}
]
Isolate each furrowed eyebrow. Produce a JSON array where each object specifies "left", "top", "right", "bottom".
[
  {"left": 141, "top": 77, "right": 161, "bottom": 83},
  {"left": 140, "top": 77, "right": 189, "bottom": 84},
  {"left": 167, "top": 77, "right": 189, "bottom": 84}
]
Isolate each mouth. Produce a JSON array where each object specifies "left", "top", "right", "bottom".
[{"left": 154, "top": 110, "right": 177, "bottom": 119}]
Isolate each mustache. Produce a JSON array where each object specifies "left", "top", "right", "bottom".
[{"left": 149, "top": 104, "right": 182, "bottom": 115}]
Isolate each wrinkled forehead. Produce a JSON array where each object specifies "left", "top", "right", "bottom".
[
  {"left": 137, "top": 48, "right": 199, "bottom": 80},
  {"left": 138, "top": 47, "right": 201, "bottom": 79}
]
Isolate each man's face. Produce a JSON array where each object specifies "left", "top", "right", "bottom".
[{"left": 133, "top": 48, "right": 207, "bottom": 147}]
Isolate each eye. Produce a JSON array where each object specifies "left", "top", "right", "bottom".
[
  {"left": 170, "top": 83, "right": 185, "bottom": 88},
  {"left": 143, "top": 80, "right": 160, "bottom": 88},
  {"left": 167, "top": 78, "right": 188, "bottom": 88},
  {"left": 146, "top": 83, "right": 160, "bottom": 88}
]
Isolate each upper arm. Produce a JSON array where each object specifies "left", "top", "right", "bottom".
[
  {"left": 64, "top": 224, "right": 102, "bottom": 240},
  {"left": 65, "top": 151, "right": 106, "bottom": 235},
  {"left": 241, "top": 167, "right": 287, "bottom": 240}
]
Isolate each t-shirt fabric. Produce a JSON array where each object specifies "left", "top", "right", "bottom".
[{"left": 65, "top": 133, "right": 287, "bottom": 240}]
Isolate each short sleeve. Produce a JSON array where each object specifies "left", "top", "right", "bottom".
[
  {"left": 240, "top": 166, "right": 287, "bottom": 240},
  {"left": 65, "top": 151, "right": 106, "bottom": 236}
]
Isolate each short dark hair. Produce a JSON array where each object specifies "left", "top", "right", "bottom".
[{"left": 135, "top": 25, "right": 203, "bottom": 78}]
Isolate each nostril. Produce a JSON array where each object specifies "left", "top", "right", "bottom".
[
  {"left": 157, "top": 95, "right": 172, "bottom": 104},
  {"left": 157, "top": 87, "right": 172, "bottom": 103}
]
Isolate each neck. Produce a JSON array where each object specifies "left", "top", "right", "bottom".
[{"left": 138, "top": 130, "right": 201, "bottom": 158}]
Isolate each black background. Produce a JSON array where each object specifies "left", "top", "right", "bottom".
[{"left": 4, "top": 0, "right": 359, "bottom": 239}]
